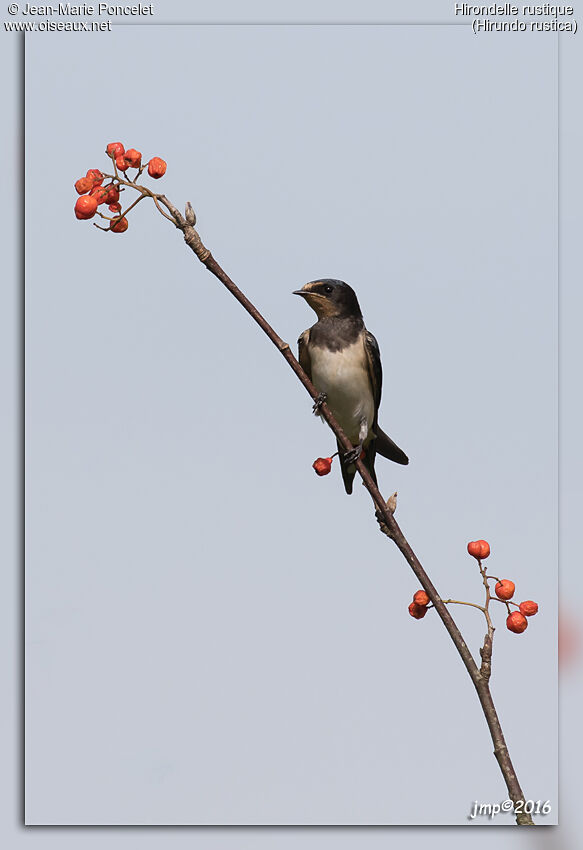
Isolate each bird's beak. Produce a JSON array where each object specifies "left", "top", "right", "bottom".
[{"left": 293, "top": 287, "right": 326, "bottom": 300}]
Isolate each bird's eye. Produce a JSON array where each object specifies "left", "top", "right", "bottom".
[{"left": 323, "top": 284, "right": 333, "bottom": 294}]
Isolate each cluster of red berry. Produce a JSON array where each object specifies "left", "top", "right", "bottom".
[
  {"left": 73, "top": 142, "right": 167, "bottom": 233},
  {"left": 466, "top": 540, "right": 539, "bottom": 634},
  {"left": 408, "top": 590, "right": 430, "bottom": 619},
  {"left": 408, "top": 539, "right": 539, "bottom": 635}
]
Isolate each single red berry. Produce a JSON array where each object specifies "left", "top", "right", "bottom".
[
  {"left": 110, "top": 216, "right": 129, "bottom": 233},
  {"left": 74, "top": 176, "right": 94, "bottom": 195},
  {"left": 89, "top": 185, "right": 110, "bottom": 205},
  {"left": 408, "top": 602, "right": 428, "bottom": 620},
  {"left": 100, "top": 184, "right": 120, "bottom": 205},
  {"left": 106, "top": 142, "right": 125, "bottom": 159},
  {"left": 86, "top": 168, "right": 104, "bottom": 186},
  {"left": 467, "top": 539, "right": 491, "bottom": 560},
  {"left": 108, "top": 202, "right": 122, "bottom": 213},
  {"left": 495, "top": 579, "right": 515, "bottom": 601},
  {"left": 519, "top": 600, "right": 539, "bottom": 617},
  {"left": 312, "top": 457, "right": 333, "bottom": 476},
  {"left": 123, "top": 148, "right": 142, "bottom": 168},
  {"left": 74, "top": 195, "right": 98, "bottom": 220},
  {"left": 115, "top": 154, "right": 129, "bottom": 172},
  {"left": 413, "top": 590, "right": 430, "bottom": 607},
  {"left": 147, "top": 157, "right": 167, "bottom": 179},
  {"left": 506, "top": 611, "right": 528, "bottom": 634}
]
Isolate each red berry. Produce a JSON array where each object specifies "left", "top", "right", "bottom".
[
  {"left": 106, "top": 142, "right": 125, "bottom": 159},
  {"left": 147, "top": 157, "right": 167, "bottom": 179},
  {"left": 506, "top": 611, "right": 528, "bottom": 634},
  {"left": 467, "top": 539, "right": 490, "bottom": 560},
  {"left": 408, "top": 602, "right": 428, "bottom": 620},
  {"left": 74, "top": 195, "right": 98, "bottom": 220},
  {"left": 110, "top": 216, "right": 129, "bottom": 233},
  {"left": 74, "top": 176, "right": 94, "bottom": 195},
  {"left": 312, "top": 457, "right": 333, "bottom": 476},
  {"left": 115, "top": 155, "right": 129, "bottom": 172},
  {"left": 123, "top": 148, "right": 142, "bottom": 168},
  {"left": 413, "top": 590, "right": 430, "bottom": 607},
  {"left": 86, "top": 168, "right": 104, "bottom": 186},
  {"left": 519, "top": 600, "right": 539, "bottom": 617},
  {"left": 495, "top": 580, "right": 515, "bottom": 601},
  {"left": 89, "top": 185, "right": 110, "bottom": 205},
  {"left": 108, "top": 202, "right": 122, "bottom": 213},
  {"left": 100, "top": 184, "right": 120, "bottom": 205}
]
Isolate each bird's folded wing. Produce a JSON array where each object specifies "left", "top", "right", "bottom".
[
  {"left": 363, "top": 330, "right": 383, "bottom": 409},
  {"left": 297, "top": 329, "right": 312, "bottom": 380}
]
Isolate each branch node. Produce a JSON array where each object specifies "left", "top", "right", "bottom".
[
  {"left": 479, "top": 632, "right": 493, "bottom": 682},
  {"left": 185, "top": 201, "right": 196, "bottom": 225},
  {"left": 182, "top": 226, "right": 211, "bottom": 262},
  {"left": 375, "top": 492, "right": 397, "bottom": 537}
]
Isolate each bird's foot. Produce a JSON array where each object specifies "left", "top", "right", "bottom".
[
  {"left": 312, "top": 392, "right": 327, "bottom": 415},
  {"left": 343, "top": 445, "right": 364, "bottom": 466}
]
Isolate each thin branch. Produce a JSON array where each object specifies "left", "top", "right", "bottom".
[
  {"left": 151, "top": 195, "right": 177, "bottom": 224},
  {"left": 109, "top": 184, "right": 535, "bottom": 826},
  {"left": 476, "top": 558, "right": 495, "bottom": 681}
]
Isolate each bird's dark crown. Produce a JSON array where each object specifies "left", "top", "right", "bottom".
[{"left": 293, "top": 279, "right": 362, "bottom": 320}]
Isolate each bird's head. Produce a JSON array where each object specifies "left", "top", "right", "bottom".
[{"left": 293, "top": 279, "right": 362, "bottom": 320}]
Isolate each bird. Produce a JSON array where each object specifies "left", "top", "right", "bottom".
[{"left": 294, "top": 279, "right": 408, "bottom": 494}]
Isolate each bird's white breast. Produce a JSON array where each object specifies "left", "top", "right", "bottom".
[{"left": 310, "top": 339, "right": 375, "bottom": 444}]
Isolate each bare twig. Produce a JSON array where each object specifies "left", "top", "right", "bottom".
[{"left": 476, "top": 558, "right": 496, "bottom": 681}]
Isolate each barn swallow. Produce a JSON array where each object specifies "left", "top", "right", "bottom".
[{"left": 294, "top": 279, "right": 408, "bottom": 494}]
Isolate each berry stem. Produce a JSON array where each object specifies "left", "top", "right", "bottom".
[
  {"left": 118, "top": 191, "right": 147, "bottom": 219},
  {"left": 441, "top": 598, "right": 487, "bottom": 614},
  {"left": 490, "top": 596, "right": 515, "bottom": 610},
  {"left": 101, "top": 172, "right": 176, "bottom": 225}
]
